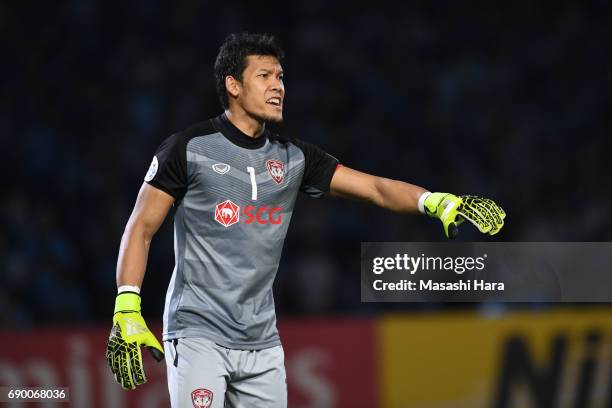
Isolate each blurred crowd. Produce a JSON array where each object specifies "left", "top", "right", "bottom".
[{"left": 1, "top": 1, "right": 610, "bottom": 328}]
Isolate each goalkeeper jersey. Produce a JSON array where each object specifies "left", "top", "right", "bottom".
[{"left": 144, "top": 113, "right": 339, "bottom": 349}]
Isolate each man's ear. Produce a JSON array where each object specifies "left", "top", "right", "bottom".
[{"left": 225, "top": 76, "right": 241, "bottom": 100}]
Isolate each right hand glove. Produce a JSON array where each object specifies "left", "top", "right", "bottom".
[
  {"left": 421, "top": 192, "right": 506, "bottom": 238},
  {"left": 105, "top": 292, "right": 164, "bottom": 390}
]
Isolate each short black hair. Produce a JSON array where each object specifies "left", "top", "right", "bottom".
[{"left": 214, "top": 32, "right": 284, "bottom": 109}]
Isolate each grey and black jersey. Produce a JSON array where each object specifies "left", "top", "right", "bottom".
[{"left": 144, "top": 113, "right": 339, "bottom": 349}]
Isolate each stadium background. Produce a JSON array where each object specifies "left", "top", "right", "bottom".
[{"left": 1, "top": 1, "right": 611, "bottom": 407}]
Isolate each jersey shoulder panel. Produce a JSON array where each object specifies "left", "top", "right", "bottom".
[
  {"left": 287, "top": 138, "right": 340, "bottom": 198},
  {"left": 145, "top": 120, "right": 217, "bottom": 200}
]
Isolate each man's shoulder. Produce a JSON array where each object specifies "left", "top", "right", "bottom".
[
  {"left": 267, "top": 131, "right": 290, "bottom": 146},
  {"left": 268, "top": 131, "right": 313, "bottom": 151},
  {"left": 173, "top": 119, "right": 218, "bottom": 143},
  {"left": 267, "top": 133, "right": 323, "bottom": 161}
]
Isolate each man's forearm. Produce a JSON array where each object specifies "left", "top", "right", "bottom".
[
  {"left": 373, "top": 177, "right": 428, "bottom": 214},
  {"left": 329, "top": 166, "right": 429, "bottom": 212},
  {"left": 116, "top": 223, "right": 152, "bottom": 289}
]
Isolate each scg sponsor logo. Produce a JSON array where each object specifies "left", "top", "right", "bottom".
[
  {"left": 214, "top": 200, "right": 240, "bottom": 227},
  {"left": 244, "top": 205, "right": 282, "bottom": 225},
  {"left": 214, "top": 200, "right": 282, "bottom": 227}
]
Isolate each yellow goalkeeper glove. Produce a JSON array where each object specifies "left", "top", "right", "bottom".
[
  {"left": 105, "top": 292, "right": 164, "bottom": 390},
  {"left": 419, "top": 192, "right": 506, "bottom": 238}
]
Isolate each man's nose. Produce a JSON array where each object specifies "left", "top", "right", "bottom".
[{"left": 269, "top": 79, "right": 283, "bottom": 92}]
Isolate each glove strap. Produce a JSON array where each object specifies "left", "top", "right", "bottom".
[
  {"left": 422, "top": 192, "right": 451, "bottom": 218},
  {"left": 114, "top": 292, "right": 141, "bottom": 314},
  {"left": 418, "top": 192, "right": 431, "bottom": 214},
  {"left": 118, "top": 285, "right": 141, "bottom": 294}
]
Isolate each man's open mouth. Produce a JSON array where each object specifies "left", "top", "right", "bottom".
[{"left": 266, "top": 97, "right": 282, "bottom": 106}]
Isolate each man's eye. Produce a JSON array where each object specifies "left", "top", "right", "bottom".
[{"left": 259, "top": 73, "right": 268, "bottom": 78}]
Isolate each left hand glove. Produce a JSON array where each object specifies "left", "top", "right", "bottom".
[
  {"left": 105, "top": 293, "right": 164, "bottom": 390},
  {"left": 421, "top": 192, "right": 506, "bottom": 238}
]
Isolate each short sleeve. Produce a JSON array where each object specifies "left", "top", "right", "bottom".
[
  {"left": 144, "top": 132, "right": 188, "bottom": 200},
  {"left": 291, "top": 139, "right": 340, "bottom": 198}
]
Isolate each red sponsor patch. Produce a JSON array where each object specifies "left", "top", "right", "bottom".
[
  {"left": 214, "top": 200, "right": 240, "bottom": 227},
  {"left": 266, "top": 159, "right": 285, "bottom": 184},
  {"left": 191, "top": 388, "right": 213, "bottom": 408}
]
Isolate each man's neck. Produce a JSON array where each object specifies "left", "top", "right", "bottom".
[{"left": 225, "top": 109, "right": 265, "bottom": 138}]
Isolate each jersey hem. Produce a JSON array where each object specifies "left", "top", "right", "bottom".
[{"left": 163, "top": 328, "right": 282, "bottom": 350}]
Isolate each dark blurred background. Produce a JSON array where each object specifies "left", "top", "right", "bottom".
[{"left": 1, "top": 0, "right": 611, "bottom": 329}]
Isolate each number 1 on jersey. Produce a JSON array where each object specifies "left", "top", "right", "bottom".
[{"left": 247, "top": 166, "right": 257, "bottom": 200}]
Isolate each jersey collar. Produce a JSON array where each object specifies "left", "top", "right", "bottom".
[{"left": 214, "top": 113, "right": 267, "bottom": 149}]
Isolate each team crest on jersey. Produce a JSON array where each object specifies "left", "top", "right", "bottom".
[
  {"left": 214, "top": 200, "right": 240, "bottom": 227},
  {"left": 266, "top": 159, "right": 285, "bottom": 184},
  {"left": 212, "top": 163, "right": 230, "bottom": 175},
  {"left": 191, "top": 388, "right": 213, "bottom": 408}
]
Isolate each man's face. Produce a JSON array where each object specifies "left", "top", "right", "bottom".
[{"left": 234, "top": 55, "right": 284, "bottom": 123}]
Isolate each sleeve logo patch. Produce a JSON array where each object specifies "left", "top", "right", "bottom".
[
  {"left": 212, "top": 163, "right": 230, "bottom": 175},
  {"left": 144, "top": 156, "right": 159, "bottom": 182},
  {"left": 266, "top": 159, "right": 285, "bottom": 184}
]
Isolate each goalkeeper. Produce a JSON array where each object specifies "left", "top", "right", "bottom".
[{"left": 106, "top": 32, "right": 505, "bottom": 407}]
